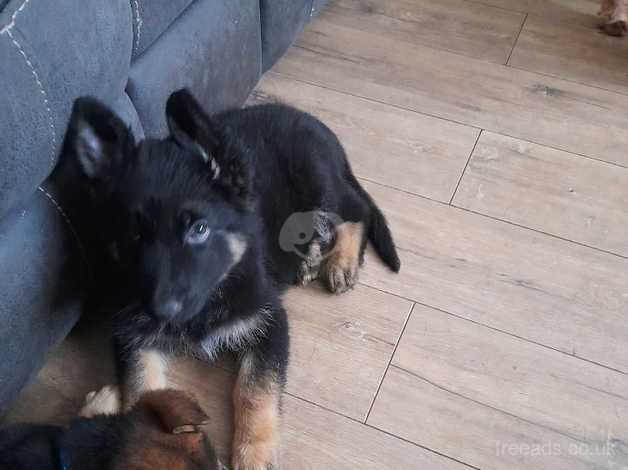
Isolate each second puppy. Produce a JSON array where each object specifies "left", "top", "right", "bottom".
[{"left": 0, "top": 387, "right": 220, "bottom": 470}]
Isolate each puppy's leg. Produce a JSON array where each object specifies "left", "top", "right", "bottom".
[
  {"left": 323, "top": 221, "right": 364, "bottom": 294},
  {"left": 232, "top": 310, "right": 288, "bottom": 470},
  {"left": 599, "top": 0, "right": 628, "bottom": 36},
  {"left": 80, "top": 384, "right": 121, "bottom": 417},
  {"left": 296, "top": 239, "right": 325, "bottom": 285},
  {"left": 119, "top": 348, "right": 169, "bottom": 410}
]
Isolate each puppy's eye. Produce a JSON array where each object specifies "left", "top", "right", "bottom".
[{"left": 186, "top": 219, "right": 210, "bottom": 245}]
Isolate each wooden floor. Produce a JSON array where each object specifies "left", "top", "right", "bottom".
[{"left": 6, "top": 0, "right": 628, "bottom": 468}]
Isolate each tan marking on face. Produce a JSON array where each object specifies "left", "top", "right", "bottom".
[
  {"left": 225, "top": 232, "right": 247, "bottom": 265},
  {"left": 325, "top": 221, "right": 364, "bottom": 293},
  {"left": 115, "top": 390, "right": 219, "bottom": 470},
  {"left": 232, "top": 356, "right": 281, "bottom": 470},
  {"left": 134, "top": 389, "right": 210, "bottom": 433}
]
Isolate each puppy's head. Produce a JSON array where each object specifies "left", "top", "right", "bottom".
[
  {"left": 66, "top": 91, "right": 253, "bottom": 324},
  {"left": 119, "top": 389, "right": 221, "bottom": 470}
]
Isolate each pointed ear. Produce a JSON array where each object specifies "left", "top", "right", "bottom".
[
  {"left": 166, "top": 89, "right": 219, "bottom": 167},
  {"left": 135, "top": 389, "right": 210, "bottom": 434},
  {"left": 166, "top": 89, "right": 250, "bottom": 206},
  {"left": 68, "top": 97, "right": 132, "bottom": 180}
]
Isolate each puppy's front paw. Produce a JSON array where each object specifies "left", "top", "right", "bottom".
[
  {"left": 232, "top": 440, "right": 279, "bottom": 470},
  {"left": 80, "top": 384, "right": 121, "bottom": 417},
  {"left": 296, "top": 241, "right": 325, "bottom": 285},
  {"left": 323, "top": 221, "right": 363, "bottom": 294},
  {"left": 324, "top": 252, "right": 359, "bottom": 294}
]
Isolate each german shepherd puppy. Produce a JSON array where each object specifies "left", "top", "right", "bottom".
[
  {"left": 0, "top": 387, "right": 221, "bottom": 470},
  {"left": 61, "top": 90, "right": 399, "bottom": 469}
]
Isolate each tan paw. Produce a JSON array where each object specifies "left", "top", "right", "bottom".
[
  {"left": 324, "top": 252, "right": 359, "bottom": 294},
  {"left": 232, "top": 440, "right": 279, "bottom": 470},
  {"left": 80, "top": 384, "right": 121, "bottom": 417}
]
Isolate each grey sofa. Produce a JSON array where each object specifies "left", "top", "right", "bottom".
[{"left": 0, "top": 0, "right": 324, "bottom": 418}]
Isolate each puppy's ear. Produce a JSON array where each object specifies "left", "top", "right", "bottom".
[
  {"left": 135, "top": 389, "right": 210, "bottom": 434},
  {"left": 166, "top": 89, "right": 250, "bottom": 206},
  {"left": 68, "top": 97, "right": 132, "bottom": 180},
  {"left": 166, "top": 89, "right": 219, "bottom": 168}
]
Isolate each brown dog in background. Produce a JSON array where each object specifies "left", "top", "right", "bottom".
[
  {"left": 0, "top": 386, "right": 222, "bottom": 469},
  {"left": 599, "top": 0, "right": 628, "bottom": 36}
]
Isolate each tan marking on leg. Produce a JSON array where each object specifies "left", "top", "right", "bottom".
[
  {"left": 80, "top": 384, "right": 121, "bottom": 417},
  {"left": 325, "top": 221, "right": 364, "bottom": 294},
  {"left": 232, "top": 356, "right": 280, "bottom": 470},
  {"left": 123, "top": 349, "right": 169, "bottom": 410}
]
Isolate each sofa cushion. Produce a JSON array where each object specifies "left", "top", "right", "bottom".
[
  {"left": 130, "top": 0, "right": 194, "bottom": 60},
  {"left": 0, "top": 87, "right": 144, "bottom": 419},
  {"left": 127, "top": 0, "right": 262, "bottom": 137},
  {"left": 110, "top": 92, "right": 145, "bottom": 142},
  {"left": 259, "top": 0, "right": 312, "bottom": 72},
  {"left": 0, "top": 0, "right": 133, "bottom": 218},
  {"left": 0, "top": 182, "right": 87, "bottom": 419},
  {"left": 259, "top": 0, "right": 327, "bottom": 71}
]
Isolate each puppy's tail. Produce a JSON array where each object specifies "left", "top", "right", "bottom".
[{"left": 346, "top": 170, "right": 400, "bottom": 273}]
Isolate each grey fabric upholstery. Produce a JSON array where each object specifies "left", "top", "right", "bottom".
[
  {"left": 0, "top": 0, "right": 326, "bottom": 419},
  {"left": 130, "top": 0, "right": 194, "bottom": 60},
  {"left": 0, "top": 185, "right": 86, "bottom": 418},
  {"left": 110, "top": 92, "right": 145, "bottom": 142},
  {"left": 259, "top": 0, "right": 314, "bottom": 71},
  {"left": 0, "top": 0, "right": 132, "bottom": 218},
  {"left": 127, "top": 0, "right": 262, "bottom": 136}
]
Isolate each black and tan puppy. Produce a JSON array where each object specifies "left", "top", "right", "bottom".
[
  {"left": 0, "top": 387, "right": 221, "bottom": 470},
  {"left": 61, "top": 90, "right": 399, "bottom": 469}
]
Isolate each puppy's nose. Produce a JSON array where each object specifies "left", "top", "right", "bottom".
[{"left": 159, "top": 298, "right": 183, "bottom": 319}]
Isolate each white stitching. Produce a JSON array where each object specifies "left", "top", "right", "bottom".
[
  {"left": 0, "top": 0, "right": 33, "bottom": 34},
  {"left": 37, "top": 186, "right": 91, "bottom": 275},
  {"left": 4, "top": 29, "right": 57, "bottom": 170},
  {"left": 131, "top": 0, "right": 142, "bottom": 54}
]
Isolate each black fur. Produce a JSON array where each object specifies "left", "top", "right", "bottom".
[
  {"left": 60, "top": 89, "right": 399, "bottom": 467},
  {"left": 0, "top": 416, "right": 127, "bottom": 470}
]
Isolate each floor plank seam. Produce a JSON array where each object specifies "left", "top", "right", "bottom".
[
  {"left": 285, "top": 391, "right": 480, "bottom": 470},
  {"left": 357, "top": 176, "right": 628, "bottom": 260},
  {"left": 449, "top": 130, "right": 483, "bottom": 204},
  {"left": 364, "top": 302, "right": 415, "bottom": 424},
  {"left": 506, "top": 12, "right": 528, "bottom": 65},
  {"left": 450, "top": 204, "right": 628, "bottom": 260},
  {"left": 508, "top": 62, "right": 628, "bottom": 98},
  {"left": 327, "top": 3, "right": 523, "bottom": 68},
  {"left": 358, "top": 282, "right": 628, "bottom": 377},
  {"left": 459, "top": 0, "right": 527, "bottom": 15},
  {"left": 273, "top": 68, "right": 628, "bottom": 171},
  {"left": 273, "top": 67, "right": 483, "bottom": 131},
  {"left": 389, "top": 365, "right": 598, "bottom": 444}
]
